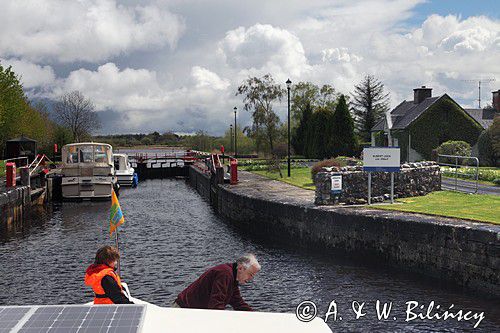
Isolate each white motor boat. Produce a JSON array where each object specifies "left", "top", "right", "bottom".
[
  {"left": 78, "top": 283, "right": 333, "bottom": 333},
  {"left": 0, "top": 281, "right": 331, "bottom": 332},
  {"left": 60, "top": 142, "right": 118, "bottom": 200},
  {"left": 114, "top": 153, "right": 135, "bottom": 186}
]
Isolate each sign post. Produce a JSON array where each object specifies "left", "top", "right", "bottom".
[
  {"left": 363, "top": 147, "right": 400, "bottom": 205},
  {"left": 330, "top": 174, "right": 342, "bottom": 204}
]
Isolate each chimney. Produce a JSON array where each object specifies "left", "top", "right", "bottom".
[
  {"left": 413, "top": 86, "right": 432, "bottom": 104},
  {"left": 493, "top": 89, "right": 500, "bottom": 112}
]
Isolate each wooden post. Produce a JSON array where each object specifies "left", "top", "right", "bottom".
[{"left": 20, "top": 167, "right": 30, "bottom": 188}]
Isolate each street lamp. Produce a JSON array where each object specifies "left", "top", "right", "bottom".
[
  {"left": 230, "top": 124, "right": 233, "bottom": 155},
  {"left": 234, "top": 107, "right": 237, "bottom": 158},
  {"left": 286, "top": 78, "right": 292, "bottom": 177}
]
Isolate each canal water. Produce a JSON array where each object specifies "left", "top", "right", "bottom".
[{"left": 0, "top": 179, "right": 498, "bottom": 332}]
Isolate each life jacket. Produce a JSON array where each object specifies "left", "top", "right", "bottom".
[{"left": 84, "top": 264, "right": 123, "bottom": 304}]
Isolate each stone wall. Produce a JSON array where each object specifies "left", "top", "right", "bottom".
[
  {"left": 0, "top": 186, "right": 31, "bottom": 232},
  {"left": 315, "top": 162, "right": 441, "bottom": 205},
  {"left": 188, "top": 165, "right": 499, "bottom": 297}
]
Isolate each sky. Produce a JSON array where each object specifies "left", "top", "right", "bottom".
[{"left": 0, "top": 0, "right": 499, "bottom": 135}]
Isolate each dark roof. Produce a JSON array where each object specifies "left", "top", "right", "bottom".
[
  {"left": 6, "top": 135, "right": 37, "bottom": 143},
  {"left": 372, "top": 94, "right": 494, "bottom": 132},
  {"left": 463, "top": 109, "right": 495, "bottom": 129},
  {"left": 372, "top": 96, "right": 441, "bottom": 131}
]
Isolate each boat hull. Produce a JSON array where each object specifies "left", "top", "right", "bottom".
[
  {"left": 61, "top": 176, "right": 116, "bottom": 200},
  {"left": 116, "top": 173, "right": 134, "bottom": 186}
]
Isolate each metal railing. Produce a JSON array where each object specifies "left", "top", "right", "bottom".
[
  {"left": 4, "top": 156, "right": 29, "bottom": 167},
  {"left": 437, "top": 154, "right": 479, "bottom": 193}
]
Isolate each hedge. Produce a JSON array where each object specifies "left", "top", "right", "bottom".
[{"left": 409, "top": 96, "right": 483, "bottom": 160}]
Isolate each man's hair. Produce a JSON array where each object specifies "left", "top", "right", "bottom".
[
  {"left": 236, "top": 253, "right": 261, "bottom": 270},
  {"left": 94, "top": 246, "right": 120, "bottom": 265}
]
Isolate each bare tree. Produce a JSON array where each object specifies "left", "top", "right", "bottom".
[{"left": 54, "top": 91, "right": 100, "bottom": 142}]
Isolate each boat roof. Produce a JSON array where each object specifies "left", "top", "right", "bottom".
[
  {"left": 0, "top": 302, "right": 332, "bottom": 333},
  {"left": 63, "top": 142, "right": 112, "bottom": 148}
]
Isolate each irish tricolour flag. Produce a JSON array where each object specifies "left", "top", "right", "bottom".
[{"left": 110, "top": 189, "right": 124, "bottom": 236}]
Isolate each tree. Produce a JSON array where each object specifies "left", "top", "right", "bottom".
[
  {"left": 290, "top": 82, "right": 338, "bottom": 127},
  {"left": 478, "top": 129, "right": 495, "bottom": 166},
  {"left": 350, "top": 75, "right": 390, "bottom": 142},
  {"left": 306, "top": 107, "right": 333, "bottom": 159},
  {"left": 291, "top": 102, "right": 313, "bottom": 156},
  {"left": 0, "top": 63, "right": 27, "bottom": 155},
  {"left": 491, "top": 116, "right": 500, "bottom": 166},
  {"left": 53, "top": 91, "right": 101, "bottom": 142},
  {"left": 236, "top": 74, "right": 284, "bottom": 153},
  {"left": 329, "top": 95, "right": 357, "bottom": 157}
]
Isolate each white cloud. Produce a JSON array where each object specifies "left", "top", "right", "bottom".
[
  {"left": 0, "top": 0, "right": 185, "bottom": 62},
  {"left": 322, "top": 48, "right": 362, "bottom": 63},
  {"left": 55, "top": 63, "right": 167, "bottom": 112},
  {"left": 191, "top": 66, "right": 230, "bottom": 90},
  {"left": 6, "top": 1, "right": 500, "bottom": 133},
  {"left": 0, "top": 58, "right": 56, "bottom": 88},
  {"left": 47, "top": 62, "right": 237, "bottom": 133},
  {"left": 218, "top": 24, "right": 310, "bottom": 79}
]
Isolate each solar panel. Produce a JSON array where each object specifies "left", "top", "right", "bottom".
[
  {"left": 0, "top": 307, "right": 31, "bottom": 333},
  {"left": 0, "top": 305, "right": 145, "bottom": 333}
]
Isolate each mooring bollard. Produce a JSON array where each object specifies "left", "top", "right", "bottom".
[
  {"left": 230, "top": 158, "right": 238, "bottom": 185},
  {"left": 20, "top": 167, "right": 30, "bottom": 188},
  {"left": 6, "top": 162, "right": 16, "bottom": 188}
]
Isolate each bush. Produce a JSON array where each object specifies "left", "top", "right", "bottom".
[
  {"left": 478, "top": 130, "right": 496, "bottom": 166},
  {"left": 436, "top": 140, "right": 471, "bottom": 165},
  {"left": 335, "top": 156, "right": 362, "bottom": 166},
  {"left": 311, "top": 159, "right": 341, "bottom": 179},
  {"left": 494, "top": 178, "right": 500, "bottom": 186},
  {"left": 436, "top": 140, "right": 471, "bottom": 156}
]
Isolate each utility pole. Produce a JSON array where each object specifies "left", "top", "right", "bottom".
[
  {"left": 286, "top": 79, "right": 292, "bottom": 177},
  {"left": 462, "top": 78, "right": 496, "bottom": 108},
  {"left": 230, "top": 124, "right": 233, "bottom": 155},
  {"left": 234, "top": 107, "right": 237, "bottom": 158}
]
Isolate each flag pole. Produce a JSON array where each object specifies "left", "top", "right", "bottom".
[{"left": 115, "top": 229, "right": 121, "bottom": 276}]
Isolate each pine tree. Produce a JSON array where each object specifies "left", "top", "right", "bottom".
[
  {"left": 306, "top": 107, "right": 333, "bottom": 159},
  {"left": 291, "top": 102, "right": 312, "bottom": 155},
  {"left": 350, "top": 75, "right": 390, "bottom": 142},
  {"left": 330, "top": 95, "right": 357, "bottom": 157}
]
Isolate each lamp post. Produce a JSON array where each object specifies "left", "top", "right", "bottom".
[
  {"left": 230, "top": 124, "right": 233, "bottom": 155},
  {"left": 234, "top": 107, "right": 237, "bottom": 158},
  {"left": 286, "top": 78, "right": 292, "bottom": 177}
]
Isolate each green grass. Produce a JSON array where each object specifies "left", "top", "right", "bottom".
[
  {"left": 251, "top": 167, "right": 316, "bottom": 190},
  {"left": 0, "top": 160, "right": 5, "bottom": 177},
  {"left": 374, "top": 191, "right": 500, "bottom": 224}
]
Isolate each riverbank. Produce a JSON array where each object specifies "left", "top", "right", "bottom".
[{"left": 189, "top": 166, "right": 500, "bottom": 297}]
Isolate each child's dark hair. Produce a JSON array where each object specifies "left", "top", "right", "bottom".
[{"left": 94, "top": 246, "right": 120, "bottom": 265}]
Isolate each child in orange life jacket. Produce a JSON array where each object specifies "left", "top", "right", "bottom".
[{"left": 84, "top": 245, "right": 133, "bottom": 304}]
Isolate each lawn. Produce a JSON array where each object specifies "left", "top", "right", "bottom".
[
  {"left": 0, "top": 160, "right": 4, "bottom": 177},
  {"left": 374, "top": 191, "right": 500, "bottom": 224},
  {"left": 251, "top": 167, "right": 315, "bottom": 190}
]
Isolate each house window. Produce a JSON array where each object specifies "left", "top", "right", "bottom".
[{"left": 393, "top": 138, "right": 399, "bottom": 147}]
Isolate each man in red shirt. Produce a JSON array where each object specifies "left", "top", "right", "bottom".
[{"left": 174, "top": 254, "right": 261, "bottom": 310}]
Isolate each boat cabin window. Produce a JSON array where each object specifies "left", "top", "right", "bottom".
[
  {"left": 79, "top": 146, "right": 94, "bottom": 163},
  {"left": 95, "top": 145, "right": 110, "bottom": 163},
  {"left": 64, "top": 145, "right": 112, "bottom": 164},
  {"left": 67, "top": 148, "right": 79, "bottom": 163}
]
